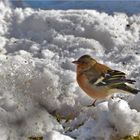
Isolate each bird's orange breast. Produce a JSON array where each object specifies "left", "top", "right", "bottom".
[{"left": 77, "top": 73, "right": 109, "bottom": 99}]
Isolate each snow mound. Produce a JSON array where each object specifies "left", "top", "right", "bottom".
[{"left": 0, "top": 1, "right": 140, "bottom": 140}]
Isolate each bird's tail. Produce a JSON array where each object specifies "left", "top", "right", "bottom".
[{"left": 111, "top": 83, "right": 140, "bottom": 94}]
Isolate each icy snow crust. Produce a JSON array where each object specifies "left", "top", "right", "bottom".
[{"left": 0, "top": 1, "right": 140, "bottom": 140}]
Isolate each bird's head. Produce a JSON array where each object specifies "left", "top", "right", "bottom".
[{"left": 72, "top": 55, "right": 97, "bottom": 70}]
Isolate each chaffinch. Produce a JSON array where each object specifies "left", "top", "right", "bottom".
[{"left": 72, "top": 55, "right": 139, "bottom": 105}]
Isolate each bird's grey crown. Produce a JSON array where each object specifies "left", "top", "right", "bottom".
[{"left": 78, "top": 55, "right": 91, "bottom": 60}]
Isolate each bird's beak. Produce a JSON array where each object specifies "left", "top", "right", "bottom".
[{"left": 72, "top": 60, "right": 79, "bottom": 64}]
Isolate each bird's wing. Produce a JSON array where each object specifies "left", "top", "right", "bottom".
[{"left": 90, "top": 70, "right": 136, "bottom": 86}]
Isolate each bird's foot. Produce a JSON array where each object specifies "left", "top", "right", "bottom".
[{"left": 87, "top": 100, "right": 97, "bottom": 107}]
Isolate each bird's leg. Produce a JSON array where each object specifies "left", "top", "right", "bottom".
[{"left": 87, "top": 99, "right": 97, "bottom": 107}]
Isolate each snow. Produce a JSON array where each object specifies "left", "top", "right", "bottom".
[
  {"left": 109, "top": 98, "right": 140, "bottom": 137},
  {"left": 45, "top": 131, "right": 74, "bottom": 140},
  {"left": 0, "top": 0, "right": 140, "bottom": 140}
]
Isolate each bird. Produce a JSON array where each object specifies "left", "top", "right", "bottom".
[{"left": 72, "top": 55, "right": 139, "bottom": 106}]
